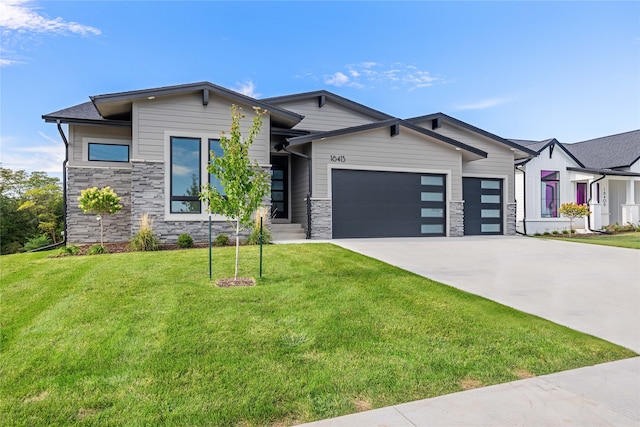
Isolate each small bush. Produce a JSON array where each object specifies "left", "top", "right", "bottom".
[
  {"left": 88, "top": 244, "right": 107, "bottom": 255},
  {"left": 177, "top": 233, "right": 194, "bottom": 248},
  {"left": 246, "top": 225, "right": 272, "bottom": 245},
  {"left": 214, "top": 234, "right": 230, "bottom": 247},
  {"left": 543, "top": 231, "right": 551, "bottom": 236},
  {"left": 533, "top": 232, "right": 541, "bottom": 236},
  {"left": 59, "top": 245, "right": 80, "bottom": 256},
  {"left": 131, "top": 214, "right": 159, "bottom": 251},
  {"left": 552, "top": 230, "right": 559, "bottom": 235},
  {"left": 3, "top": 242, "right": 23, "bottom": 254},
  {"left": 24, "top": 235, "right": 52, "bottom": 251},
  {"left": 562, "top": 229, "right": 569, "bottom": 235}
]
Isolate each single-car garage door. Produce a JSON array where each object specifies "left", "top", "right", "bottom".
[
  {"left": 331, "top": 169, "right": 446, "bottom": 238},
  {"left": 463, "top": 177, "right": 503, "bottom": 235}
]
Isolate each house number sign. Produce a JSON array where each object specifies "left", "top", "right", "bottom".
[{"left": 330, "top": 155, "right": 346, "bottom": 163}]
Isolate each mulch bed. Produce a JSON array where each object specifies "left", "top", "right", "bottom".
[
  {"left": 73, "top": 242, "right": 212, "bottom": 255},
  {"left": 215, "top": 277, "right": 256, "bottom": 287}
]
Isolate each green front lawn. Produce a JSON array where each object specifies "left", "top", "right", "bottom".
[
  {"left": 1, "top": 245, "right": 635, "bottom": 426},
  {"left": 540, "top": 232, "right": 640, "bottom": 249}
]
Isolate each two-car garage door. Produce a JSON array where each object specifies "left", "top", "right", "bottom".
[
  {"left": 331, "top": 169, "right": 446, "bottom": 238},
  {"left": 331, "top": 170, "right": 504, "bottom": 238}
]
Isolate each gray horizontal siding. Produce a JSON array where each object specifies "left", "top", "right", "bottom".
[
  {"left": 275, "top": 99, "right": 378, "bottom": 131},
  {"left": 312, "top": 127, "right": 462, "bottom": 199},
  {"left": 69, "top": 125, "right": 132, "bottom": 166},
  {"left": 430, "top": 122, "right": 516, "bottom": 202},
  {"left": 134, "top": 93, "right": 270, "bottom": 164}
]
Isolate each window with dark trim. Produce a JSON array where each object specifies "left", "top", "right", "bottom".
[
  {"left": 170, "top": 137, "right": 201, "bottom": 213},
  {"left": 208, "top": 139, "right": 225, "bottom": 195},
  {"left": 576, "top": 182, "right": 587, "bottom": 205},
  {"left": 541, "top": 170, "right": 560, "bottom": 217},
  {"left": 88, "top": 143, "right": 129, "bottom": 162}
]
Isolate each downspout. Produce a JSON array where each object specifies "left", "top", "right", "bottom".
[
  {"left": 281, "top": 146, "right": 312, "bottom": 239},
  {"left": 31, "top": 120, "right": 68, "bottom": 252},
  {"left": 515, "top": 164, "right": 527, "bottom": 236},
  {"left": 587, "top": 174, "right": 609, "bottom": 234}
]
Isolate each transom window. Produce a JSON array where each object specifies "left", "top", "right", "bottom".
[{"left": 88, "top": 143, "right": 129, "bottom": 162}]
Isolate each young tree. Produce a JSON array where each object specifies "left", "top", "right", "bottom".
[
  {"left": 78, "top": 186, "right": 122, "bottom": 247},
  {"left": 18, "top": 182, "right": 63, "bottom": 244},
  {"left": 559, "top": 202, "right": 590, "bottom": 235},
  {"left": 200, "top": 105, "right": 270, "bottom": 280}
]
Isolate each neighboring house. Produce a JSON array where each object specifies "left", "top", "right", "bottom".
[
  {"left": 512, "top": 130, "right": 640, "bottom": 235},
  {"left": 43, "top": 81, "right": 535, "bottom": 243}
]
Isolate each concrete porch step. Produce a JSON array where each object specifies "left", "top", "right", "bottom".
[{"left": 269, "top": 223, "right": 306, "bottom": 241}]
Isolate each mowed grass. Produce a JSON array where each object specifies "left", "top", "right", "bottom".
[
  {"left": 1, "top": 244, "right": 635, "bottom": 426},
  {"left": 541, "top": 232, "right": 640, "bottom": 249}
]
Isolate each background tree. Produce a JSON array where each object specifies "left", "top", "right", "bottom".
[
  {"left": 0, "top": 168, "right": 62, "bottom": 254},
  {"left": 200, "top": 105, "right": 270, "bottom": 280},
  {"left": 78, "top": 186, "right": 122, "bottom": 247},
  {"left": 559, "top": 202, "right": 590, "bottom": 235}
]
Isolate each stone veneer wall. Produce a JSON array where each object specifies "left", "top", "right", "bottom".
[
  {"left": 506, "top": 203, "right": 517, "bottom": 236},
  {"left": 130, "top": 161, "right": 268, "bottom": 243},
  {"left": 449, "top": 201, "right": 464, "bottom": 237},
  {"left": 310, "top": 199, "right": 332, "bottom": 239},
  {"left": 66, "top": 167, "right": 132, "bottom": 243}
]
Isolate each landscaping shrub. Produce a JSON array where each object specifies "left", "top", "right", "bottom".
[
  {"left": 177, "top": 233, "right": 194, "bottom": 248},
  {"left": 23, "top": 235, "right": 51, "bottom": 251},
  {"left": 543, "top": 231, "right": 551, "bottom": 236},
  {"left": 131, "top": 214, "right": 159, "bottom": 251},
  {"left": 552, "top": 230, "right": 559, "bottom": 235},
  {"left": 214, "top": 234, "right": 230, "bottom": 246},
  {"left": 58, "top": 245, "right": 80, "bottom": 256},
  {"left": 88, "top": 244, "right": 107, "bottom": 255},
  {"left": 562, "top": 229, "right": 569, "bottom": 235},
  {"left": 247, "top": 224, "right": 272, "bottom": 245}
]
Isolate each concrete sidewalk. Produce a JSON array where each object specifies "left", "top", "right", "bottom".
[{"left": 298, "top": 236, "right": 640, "bottom": 426}]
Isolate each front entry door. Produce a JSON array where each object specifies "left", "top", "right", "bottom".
[{"left": 270, "top": 156, "right": 288, "bottom": 219}]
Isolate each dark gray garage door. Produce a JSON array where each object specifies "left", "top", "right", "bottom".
[
  {"left": 463, "top": 177, "right": 503, "bottom": 235},
  {"left": 332, "top": 169, "right": 446, "bottom": 238}
]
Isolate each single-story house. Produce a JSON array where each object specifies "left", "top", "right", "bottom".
[
  {"left": 512, "top": 130, "right": 640, "bottom": 234},
  {"left": 43, "top": 81, "right": 537, "bottom": 243}
]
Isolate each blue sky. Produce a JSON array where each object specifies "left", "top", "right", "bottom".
[{"left": 1, "top": 1, "right": 639, "bottom": 177}]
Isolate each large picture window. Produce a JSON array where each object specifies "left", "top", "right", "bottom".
[
  {"left": 170, "top": 137, "right": 201, "bottom": 213},
  {"left": 541, "top": 170, "right": 560, "bottom": 217}
]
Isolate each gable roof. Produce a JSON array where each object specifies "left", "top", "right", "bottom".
[
  {"left": 284, "top": 118, "right": 488, "bottom": 160},
  {"left": 263, "top": 90, "right": 394, "bottom": 122},
  {"left": 407, "top": 112, "right": 538, "bottom": 156},
  {"left": 564, "top": 130, "right": 640, "bottom": 169},
  {"left": 44, "top": 81, "right": 304, "bottom": 128},
  {"left": 509, "top": 138, "right": 585, "bottom": 168}
]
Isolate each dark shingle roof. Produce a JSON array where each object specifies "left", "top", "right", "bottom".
[
  {"left": 43, "top": 101, "right": 131, "bottom": 126},
  {"left": 564, "top": 130, "right": 640, "bottom": 169},
  {"left": 509, "top": 138, "right": 555, "bottom": 153}
]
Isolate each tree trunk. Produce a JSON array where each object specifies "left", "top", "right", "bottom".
[
  {"left": 100, "top": 217, "right": 104, "bottom": 247},
  {"left": 234, "top": 217, "right": 240, "bottom": 280}
]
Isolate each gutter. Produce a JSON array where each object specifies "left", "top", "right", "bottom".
[
  {"left": 281, "top": 146, "right": 312, "bottom": 239},
  {"left": 586, "top": 174, "right": 609, "bottom": 234},
  {"left": 515, "top": 165, "right": 527, "bottom": 235}
]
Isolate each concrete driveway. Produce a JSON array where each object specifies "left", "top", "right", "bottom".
[
  {"left": 334, "top": 235, "right": 640, "bottom": 353},
  {"left": 300, "top": 236, "right": 640, "bottom": 427}
]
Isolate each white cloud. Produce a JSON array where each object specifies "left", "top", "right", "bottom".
[
  {"left": 0, "top": 134, "right": 65, "bottom": 174},
  {"left": 325, "top": 72, "right": 350, "bottom": 87},
  {"left": 455, "top": 98, "right": 507, "bottom": 110},
  {"left": 322, "top": 62, "right": 444, "bottom": 90},
  {"left": 0, "top": 0, "right": 101, "bottom": 66},
  {"left": 233, "top": 80, "right": 260, "bottom": 98},
  {"left": 0, "top": 0, "right": 101, "bottom": 35}
]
